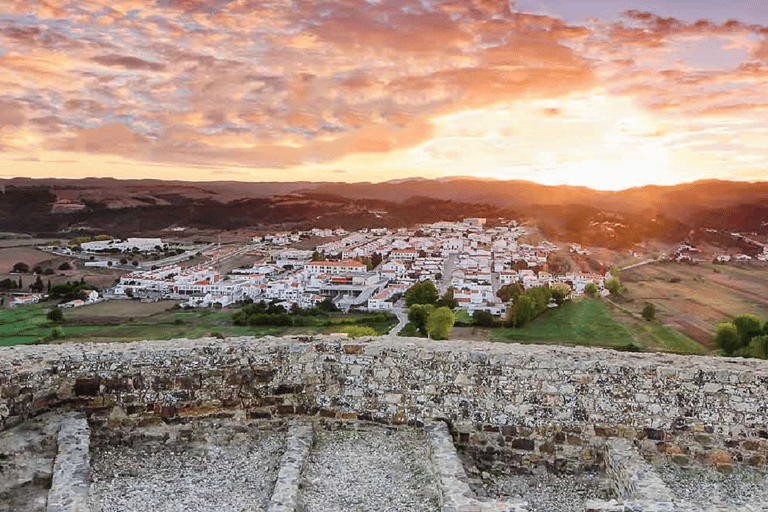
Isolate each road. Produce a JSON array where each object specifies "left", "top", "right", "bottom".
[
  {"left": 620, "top": 258, "right": 658, "bottom": 271},
  {"left": 390, "top": 307, "right": 408, "bottom": 334},
  {"left": 440, "top": 252, "right": 458, "bottom": 294}
]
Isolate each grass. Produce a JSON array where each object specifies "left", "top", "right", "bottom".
[
  {"left": 491, "top": 298, "right": 636, "bottom": 348},
  {"left": 0, "top": 301, "right": 396, "bottom": 345}
]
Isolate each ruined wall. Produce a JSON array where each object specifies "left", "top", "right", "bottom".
[{"left": 2, "top": 335, "right": 768, "bottom": 470}]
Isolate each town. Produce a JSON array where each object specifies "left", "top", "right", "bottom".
[{"left": 13, "top": 218, "right": 610, "bottom": 324}]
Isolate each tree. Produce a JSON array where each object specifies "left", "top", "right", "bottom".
[
  {"left": 120, "top": 258, "right": 128, "bottom": 265},
  {"left": 408, "top": 304, "right": 433, "bottom": 336},
  {"left": 311, "top": 251, "right": 325, "bottom": 261},
  {"left": 404, "top": 281, "right": 439, "bottom": 307},
  {"left": 12, "top": 262, "right": 29, "bottom": 273},
  {"left": 507, "top": 294, "right": 535, "bottom": 327},
  {"left": 715, "top": 322, "right": 739, "bottom": 356},
  {"left": 496, "top": 283, "right": 523, "bottom": 303},
  {"left": 46, "top": 308, "right": 65, "bottom": 323},
  {"left": 317, "top": 297, "right": 339, "bottom": 313},
  {"left": 609, "top": 265, "right": 620, "bottom": 278},
  {"left": 605, "top": 278, "right": 621, "bottom": 296},
  {"left": 734, "top": 314, "right": 762, "bottom": 348},
  {"left": 764, "top": 320, "right": 768, "bottom": 335},
  {"left": 30, "top": 275, "right": 44, "bottom": 293},
  {"left": 748, "top": 335, "right": 768, "bottom": 359},
  {"left": 132, "top": 260, "right": 139, "bottom": 266},
  {"left": 584, "top": 283, "right": 598, "bottom": 298},
  {"left": 427, "top": 306, "right": 455, "bottom": 340},
  {"left": 58, "top": 261, "right": 72, "bottom": 271},
  {"left": 641, "top": 303, "right": 656, "bottom": 321},
  {"left": 436, "top": 287, "right": 458, "bottom": 309},
  {"left": 472, "top": 310, "right": 495, "bottom": 328},
  {"left": 549, "top": 283, "right": 571, "bottom": 305}
]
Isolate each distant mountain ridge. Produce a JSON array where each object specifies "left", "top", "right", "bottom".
[{"left": 3, "top": 177, "right": 768, "bottom": 242}]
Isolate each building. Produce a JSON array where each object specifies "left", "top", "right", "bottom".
[{"left": 305, "top": 260, "right": 366, "bottom": 275}]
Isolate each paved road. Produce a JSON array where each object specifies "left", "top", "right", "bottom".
[
  {"left": 390, "top": 307, "right": 408, "bottom": 334},
  {"left": 440, "top": 253, "right": 458, "bottom": 294}
]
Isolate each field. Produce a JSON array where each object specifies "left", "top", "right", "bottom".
[
  {"left": 491, "top": 299, "right": 637, "bottom": 348},
  {"left": 0, "top": 301, "right": 397, "bottom": 346},
  {"left": 620, "top": 262, "right": 768, "bottom": 346}
]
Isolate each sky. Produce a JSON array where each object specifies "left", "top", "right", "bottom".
[{"left": 1, "top": 0, "right": 767, "bottom": 190}]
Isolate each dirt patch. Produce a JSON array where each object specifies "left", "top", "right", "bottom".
[{"left": 64, "top": 300, "right": 180, "bottom": 319}]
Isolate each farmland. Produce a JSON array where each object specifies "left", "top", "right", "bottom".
[
  {"left": 619, "top": 262, "right": 768, "bottom": 346},
  {"left": 0, "top": 300, "right": 397, "bottom": 346}
]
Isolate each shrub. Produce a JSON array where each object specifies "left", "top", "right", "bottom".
[
  {"left": 210, "top": 331, "right": 225, "bottom": 340},
  {"left": 715, "top": 322, "right": 739, "bottom": 356},
  {"left": 46, "top": 308, "right": 65, "bottom": 323},
  {"left": 58, "top": 261, "right": 72, "bottom": 271},
  {"left": 641, "top": 303, "right": 656, "bottom": 321},
  {"left": 748, "top": 335, "right": 768, "bottom": 359},
  {"left": 12, "top": 262, "right": 30, "bottom": 273},
  {"left": 734, "top": 314, "right": 762, "bottom": 348},
  {"left": 605, "top": 278, "right": 621, "bottom": 296},
  {"left": 472, "top": 310, "right": 496, "bottom": 328},
  {"left": 584, "top": 283, "right": 598, "bottom": 298},
  {"left": 342, "top": 326, "right": 377, "bottom": 338}
]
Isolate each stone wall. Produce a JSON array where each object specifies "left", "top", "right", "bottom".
[{"left": 2, "top": 335, "right": 768, "bottom": 469}]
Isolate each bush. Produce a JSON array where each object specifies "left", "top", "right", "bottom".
[
  {"left": 210, "top": 331, "right": 225, "bottom": 340},
  {"left": 605, "top": 278, "right": 621, "bottom": 296},
  {"left": 734, "top": 314, "right": 762, "bottom": 348},
  {"left": 427, "top": 306, "right": 455, "bottom": 340},
  {"left": 46, "top": 308, "right": 65, "bottom": 323},
  {"left": 342, "top": 326, "right": 377, "bottom": 338},
  {"left": 715, "top": 322, "right": 739, "bottom": 356},
  {"left": 58, "top": 261, "right": 72, "bottom": 271},
  {"left": 398, "top": 323, "right": 420, "bottom": 337},
  {"left": 641, "top": 303, "right": 656, "bottom": 321},
  {"left": 12, "top": 261, "right": 30, "bottom": 273},
  {"left": 584, "top": 283, "right": 598, "bottom": 298},
  {"left": 472, "top": 310, "right": 496, "bottom": 328}
]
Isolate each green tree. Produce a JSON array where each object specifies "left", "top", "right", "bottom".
[
  {"left": 641, "top": 302, "right": 656, "bottom": 321},
  {"left": 584, "top": 283, "right": 598, "bottom": 298},
  {"left": 472, "top": 310, "right": 495, "bottom": 327},
  {"left": 715, "top": 322, "right": 739, "bottom": 356},
  {"left": 46, "top": 308, "right": 65, "bottom": 323},
  {"left": 605, "top": 278, "right": 621, "bottom": 296},
  {"left": 408, "top": 304, "right": 433, "bottom": 336},
  {"left": 734, "top": 314, "right": 762, "bottom": 348},
  {"left": 609, "top": 265, "right": 620, "bottom": 278},
  {"left": 747, "top": 335, "right": 768, "bottom": 359},
  {"left": 31, "top": 275, "right": 44, "bottom": 293},
  {"left": 436, "top": 287, "right": 458, "bottom": 309},
  {"left": 508, "top": 294, "right": 535, "bottom": 327},
  {"left": 311, "top": 251, "right": 325, "bottom": 261},
  {"left": 549, "top": 283, "right": 571, "bottom": 305},
  {"left": 427, "top": 306, "right": 455, "bottom": 340},
  {"left": 58, "top": 261, "right": 72, "bottom": 271},
  {"left": 404, "top": 281, "right": 439, "bottom": 307},
  {"left": 763, "top": 320, "right": 768, "bottom": 335}
]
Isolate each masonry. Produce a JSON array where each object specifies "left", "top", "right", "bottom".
[{"left": 3, "top": 335, "right": 768, "bottom": 471}]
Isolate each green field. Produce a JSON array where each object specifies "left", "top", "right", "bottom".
[
  {"left": 491, "top": 299, "right": 637, "bottom": 348},
  {"left": 0, "top": 301, "right": 396, "bottom": 346}
]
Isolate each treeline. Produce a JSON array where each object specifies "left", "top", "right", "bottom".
[
  {"left": 715, "top": 314, "right": 768, "bottom": 359},
  {"left": 232, "top": 299, "right": 394, "bottom": 328}
]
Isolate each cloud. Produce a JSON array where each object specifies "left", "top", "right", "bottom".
[{"left": 91, "top": 54, "right": 166, "bottom": 72}]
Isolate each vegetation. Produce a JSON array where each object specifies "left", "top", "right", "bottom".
[
  {"left": 605, "top": 277, "right": 622, "bottom": 296},
  {"left": 340, "top": 326, "right": 378, "bottom": 338},
  {"left": 584, "top": 282, "right": 598, "bottom": 298},
  {"left": 714, "top": 322, "right": 740, "bottom": 356},
  {"left": 404, "top": 281, "right": 439, "bottom": 307},
  {"left": 641, "top": 303, "right": 656, "bottom": 321},
  {"left": 407, "top": 304, "right": 433, "bottom": 336},
  {"left": 426, "top": 307, "right": 455, "bottom": 340},
  {"left": 494, "top": 299, "right": 636, "bottom": 348},
  {"left": 46, "top": 308, "right": 65, "bottom": 323},
  {"left": 12, "top": 261, "right": 30, "bottom": 273},
  {"left": 506, "top": 286, "right": 553, "bottom": 328}
]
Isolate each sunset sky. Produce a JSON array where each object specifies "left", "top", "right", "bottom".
[{"left": 1, "top": 0, "right": 767, "bottom": 190}]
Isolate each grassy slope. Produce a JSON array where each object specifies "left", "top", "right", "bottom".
[{"left": 491, "top": 298, "right": 636, "bottom": 348}]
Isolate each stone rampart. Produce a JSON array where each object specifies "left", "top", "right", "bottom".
[{"left": 2, "top": 335, "right": 768, "bottom": 469}]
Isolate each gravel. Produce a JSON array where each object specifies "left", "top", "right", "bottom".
[
  {"left": 88, "top": 426, "right": 285, "bottom": 512},
  {"left": 300, "top": 424, "right": 440, "bottom": 512},
  {"left": 656, "top": 462, "right": 768, "bottom": 506},
  {"left": 481, "top": 472, "right": 611, "bottom": 512}
]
